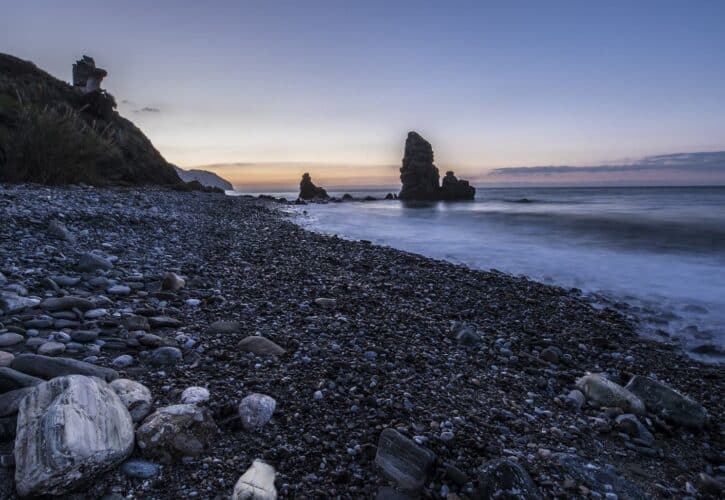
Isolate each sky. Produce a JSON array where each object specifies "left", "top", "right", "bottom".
[{"left": 3, "top": 0, "right": 725, "bottom": 189}]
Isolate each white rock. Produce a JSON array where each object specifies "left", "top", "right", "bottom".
[
  {"left": 576, "top": 373, "right": 644, "bottom": 415},
  {"left": 238, "top": 393, "right": 276, "bottom": 432},
  {"left": 110, "top": 378, "right": 153, "bottom": 423},
  {"left": 232, "top": 459, "right": 277, "bottom": 500},
  {"left": 14, "top": 375, "right": 134, "bottom": 497},
  {"left": 181, "top": 386, "right": 210, "bottom": 405}
]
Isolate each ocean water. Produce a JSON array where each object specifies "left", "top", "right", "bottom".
[{"left": 236, "top": 186, "right": 725, "bottom": 361}]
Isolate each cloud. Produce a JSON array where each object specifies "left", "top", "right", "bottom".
[
  {"left": 133, "top": 106, "right": 161, "bottom": 113},
  {"left": 488, "top": 151, "right": 725, "bottom": 176}
]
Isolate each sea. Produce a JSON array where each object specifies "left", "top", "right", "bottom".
[{"left": 232, "top": 186, "right": 725, "bottom": 362}]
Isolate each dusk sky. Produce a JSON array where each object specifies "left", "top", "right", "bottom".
[{"left": 4, "top": 0, "right": 725, "bottom": 188}]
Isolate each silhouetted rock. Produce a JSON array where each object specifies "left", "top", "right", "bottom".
[
  {"left": 440, "top": 171, "right": 475, "bottom": 200},
  {"left": 384, "top": 192, "right": 396, "bottom": 200},
  {"left": 342, "top": 193, "right": 353, "bottom": 201},
  {"left": 298, "top": 173, "right": 329, "bottom": 200},
  {"left": 398, "top": 132, "right": 475, "bottom": 201},
  {"left": 399, "top": 132, "right": 440, "bottom": 201}
]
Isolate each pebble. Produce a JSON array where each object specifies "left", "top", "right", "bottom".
[
  {"left": 181, "top": 386, "right": 210, "bottom": 405},
  {"left": 37, "top": 342, "right": 66, "bottom": 356},
  {"left": 0, "top": 333, "right": 24, "bottom": 347},
  {"left": 112, "top": 355, "right": 135, "bottom": 369}
]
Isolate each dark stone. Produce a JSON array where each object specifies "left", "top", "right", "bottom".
[
  {"left": 384, "top": 193, "right": 396, "bottom": 200},
  {"left": 440, "top": 171, "right": 475, "bottom": 201},
  {"left": 298, "top": 173, "right": 329, "bottom": 200},
  {"left": 0, "top": 368, "right": 43, "bottom": 393},
  {"left": 10, "top": 354, "right": 118, "bottom": 382},
  {"left": 0, "top": 387, "right": 33, "bottom": 416},
  {"left": 398, "top": 132, "right": 475, "bottom": 201},
  {"left": 399, "top": 132, "right": 440, "bottom": 201},
  {"left": 342, "top": 193, "right": 353, "bottom": 201},
  {"left": 477, "top": 458, "right": 541, "bottom": 500},
  {"left": 149, "top": 347, "right": 183, "bottom": 366},
  {"left": 40, "top": 296, "right": 94, "bottom": 311},
  {"left": 375, "top": 428, "right": 436, "bottom": 493},
  {"left": 625, "top": 375, "right": 708, "bottom": 429}
]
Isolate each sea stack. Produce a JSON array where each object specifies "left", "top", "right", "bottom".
[
  {"left": 298, "top": 172, "right": 329, "bottom": 200},
  {"left": 398, "top": 131, "right": 475, "bottom": 201}
]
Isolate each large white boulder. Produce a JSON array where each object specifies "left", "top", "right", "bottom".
[
  {"left": 232, "top": 459, "right": 277, "bottom": 500},
  {"left": 14, "top": 375, "right": 134, "bottom": 497}
]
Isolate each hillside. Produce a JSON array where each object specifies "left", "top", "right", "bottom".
[
  {"left": 0, "top": 53, "right": 182, "bottom": 185},
  {"left": 174, "top": 166, "right": 234, "bottom": 190}
]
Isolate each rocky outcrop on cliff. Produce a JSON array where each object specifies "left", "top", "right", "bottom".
[
  {"left": 398, "top": 131, "right": 475, "bottom": 201},
  {"left": 174, "top": 166, "right": 233, "bottom": 190},
  {"left": 298, "top": 172, "right": 329, "bottom": 200},
  {"left": 0, "top": 53, "right": 182, "bottom": 186}
]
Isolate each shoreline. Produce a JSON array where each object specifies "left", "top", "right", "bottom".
[{"left": 1, "top": 185, "right": 722, "bottom": 498}]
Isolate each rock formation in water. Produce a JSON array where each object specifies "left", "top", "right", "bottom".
[
  {"left": 298, "top": 172, "right": 329, "bottom": 200},
  {"left": 399, "top": 132, "right": 440, "bottom": 201},
  {"left": 440, "top": 170, "right": 475, "bottom": 200},
  {"left": 398, "top": 131, "right": 476, "bottom": 201}
]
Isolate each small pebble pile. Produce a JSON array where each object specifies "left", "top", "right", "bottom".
[{"left": 0, "top": 185, "right": 722, "bottom": 499}]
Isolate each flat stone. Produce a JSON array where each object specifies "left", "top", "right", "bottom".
[
  {"left": 625, "top": 375, "right": 708, "bottom": 429},
  {"left": 576, "top": 373, "right": 644, "bottom": 415},
  {"left": 121, "top": 459, "right": 159, "bottom": 479},
  {"left": 0, "top": 293, "right": 40, "bottom": 314},
  {"left": 136, "top": 404, "right": 217, "bottom": 464},
  {"left": 181, "top": 386, "right": 210, "bottom": 405},
  {"left": 208, "top": 320, "right": 242, "bottom": 334},
  {"left": 237, "top": 336, "right": 285, "bottom": 356},
  {"left": 109, "top": 378, "right": 152, "bottom": 423},
  {"left": 314, "top": 297, "right": 336, "bottom": 308},
  {"left": 11, "top": 353, "right": 118, "bottom": 382},
  {"left": 107, "top": 285, "right": 131, "bottom": 296},
  {"left": 0, "top": 367, "right": 44, "bottom": 392},
  {"left": 71, "top": 330, "right": 99, "bottom": 343},
  {"left": 0, "top": 333, "right": 24, "bottom": 347},
  {"left": 238, "top": 393, "right": 276, "bottom": 431},
  {"left": 77, "top": 252, "right": 113, "bottom": 272},
  {"left": 14, "top": 375, "right": 134, "bottom": 497},
  {"left": 0, "top": 351, "right": 14, "bottom": 367},
  {"left": 148, "top": 316, "right": 181, "bottom": 328},
  {"left": 232, "top": 459, "right": 277, "bottom": 500},
  {"left": 375, "top": 428, "right": 436, "bottom": 493},
  {"left": 50, "top": 276, "right": 81, "bottom": 287},
  {"left": 615, "top": 414, "right": 655, "bottom": 446},
  {"left": 123, "top": 315, "right": 150, "bottom": 331},
  {"left": 37, "top": 341, "right": 66, "bottom": 356},
  {"left": 477, "top": 458, "right": 542, "bottom": 500},
  {"left": 39, "top": 296, "right": 94, "bottom": 312},
  {"left": 0, "top": 387, "right": 33, "bottom": 417},
  {"left": 84, "top": 308, "right": 107, "bottom": 319},
  {"left": 138, "top": 333, "right": 163, "bottom": 347},
  {"left": 149, "top": 347, "right": 182, "bottom": 366},
  {"left": 24, "top": 318, "right": 54, "bottom": 329}
]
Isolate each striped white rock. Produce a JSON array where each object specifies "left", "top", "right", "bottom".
[
  {"left": 576, "top": 373, "right": 645, "bottom": 415},
  {"left": 14, "top": 375, "right": 134, "bottom": 497},
  {"left": 232, "top": 459, "right": 277, "bottom": 500}
]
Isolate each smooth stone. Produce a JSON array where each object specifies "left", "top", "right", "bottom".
[
  {"left": 237, "top": 336, "right": 285, "bottom": 356},
  {"left": 455, "top": 324, "right": 482, "bottom": 346},
  {"left": 107, "top": 285, "right": 131, "bottom": 296},
  {"left": 10, "top": 353, "right": 118, "bottom": 382},
  {"left": 0, "top": 351, "right": 14, "bottom": 367},
  {"left": 375, "top": 428, "right": 436, "bottom": 493},
  {"left": 148, "top": 316, "right": 181, "bottom": 328},
  {"left": 181, "top": 386, "right": 210, "bottom": 405},
  {"left": 37, "top": 341, "right": 66, "bottom": 356},
  {"left": 161, "top": 272, "right": 185, "bottom": 291},
  {"left": 47, "top": 219, "right": 75, "bottom": 242},
  {"left": 123, "top": 315, "right": 150, "bottom": 331},
  {"left": 53, "top": 319, "right": 81, "bottom": 329},
  {"left": 0, "top": 367, "right": 44, "bottom": 392},
  {"left": 314, "top": 297, "right": 336, "bottom": 308},
  {"left": 149, "top": 347, "right": 182, "bottom": 366},
  {"left": 625, "top": 375, "right": 708, "bottom": 429},
  {"left": 25, "top": 337, "right": 46, "bottom": 350},
  {"left": 71, "top": 330, "right": 99, "bottom": 343},
  {"left": 232, "top": 459, "right": 277, "bottom": 500},
  {"left": 112, "top": 354, "right": 135, "bottom": 369},
  {"left": 77, "top": 252, "right": 113, "bottom": 272},
  {"left": 109, "top": 379, "right": 152, "bottom": 423},
  {"left": 477, "top": 459, "right": 541, "bottom": 500},
  {"left": 0, "top": 387, "right": 33, "bottom": 417},
  {"left": 208, "top": 320, "right": 242, "bottom": 334},
  {"left": 138, "top": 333, "right": 163, "bottom": 347},
  {"left": 50, "top": 276, "right": 81, "bottom": 287},
  {"left": 14, "top": 375, "right": 134, "bottom": 497},
  {"left": 40, "top": 296, "right": 94, "bottom": 312},
  {"left": 238, "top": 393, "right": 276, "bottom": 431},
  {"left": 135, "top": 404, "right": 217, "bottom": 464},
  {"left": 0, "top": 293, "right": 40, "bottom": 314},
  {"left": 121, "top": 459, "right": 159, "bottom": 479},
  {"left": 84, "top": 308, "right": 108, "bottom": 319},
  {"left": 24, "top": 318, "right": 54, "bottom": 329},
  {"left": 0, "top": 333, "right": 24, "bottom": 347},
  {"left": 540, "top": 346, "right": 562, "bottom": 363},
  {"left": 185, "top": 299, "right": 201, "bottom": 307},
  {"left": 615, "top": 414, "right": 655, "bottom": 446},
  {"left": 554, "top": 453, "right": 646, "bottom": 499},
  {"left": 576, "top": 373, "right": 644, "bottom": 415}
]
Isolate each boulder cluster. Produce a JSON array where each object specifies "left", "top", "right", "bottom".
[{"left": 399, "top": 131, "right": 475, "bottom": 201}]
